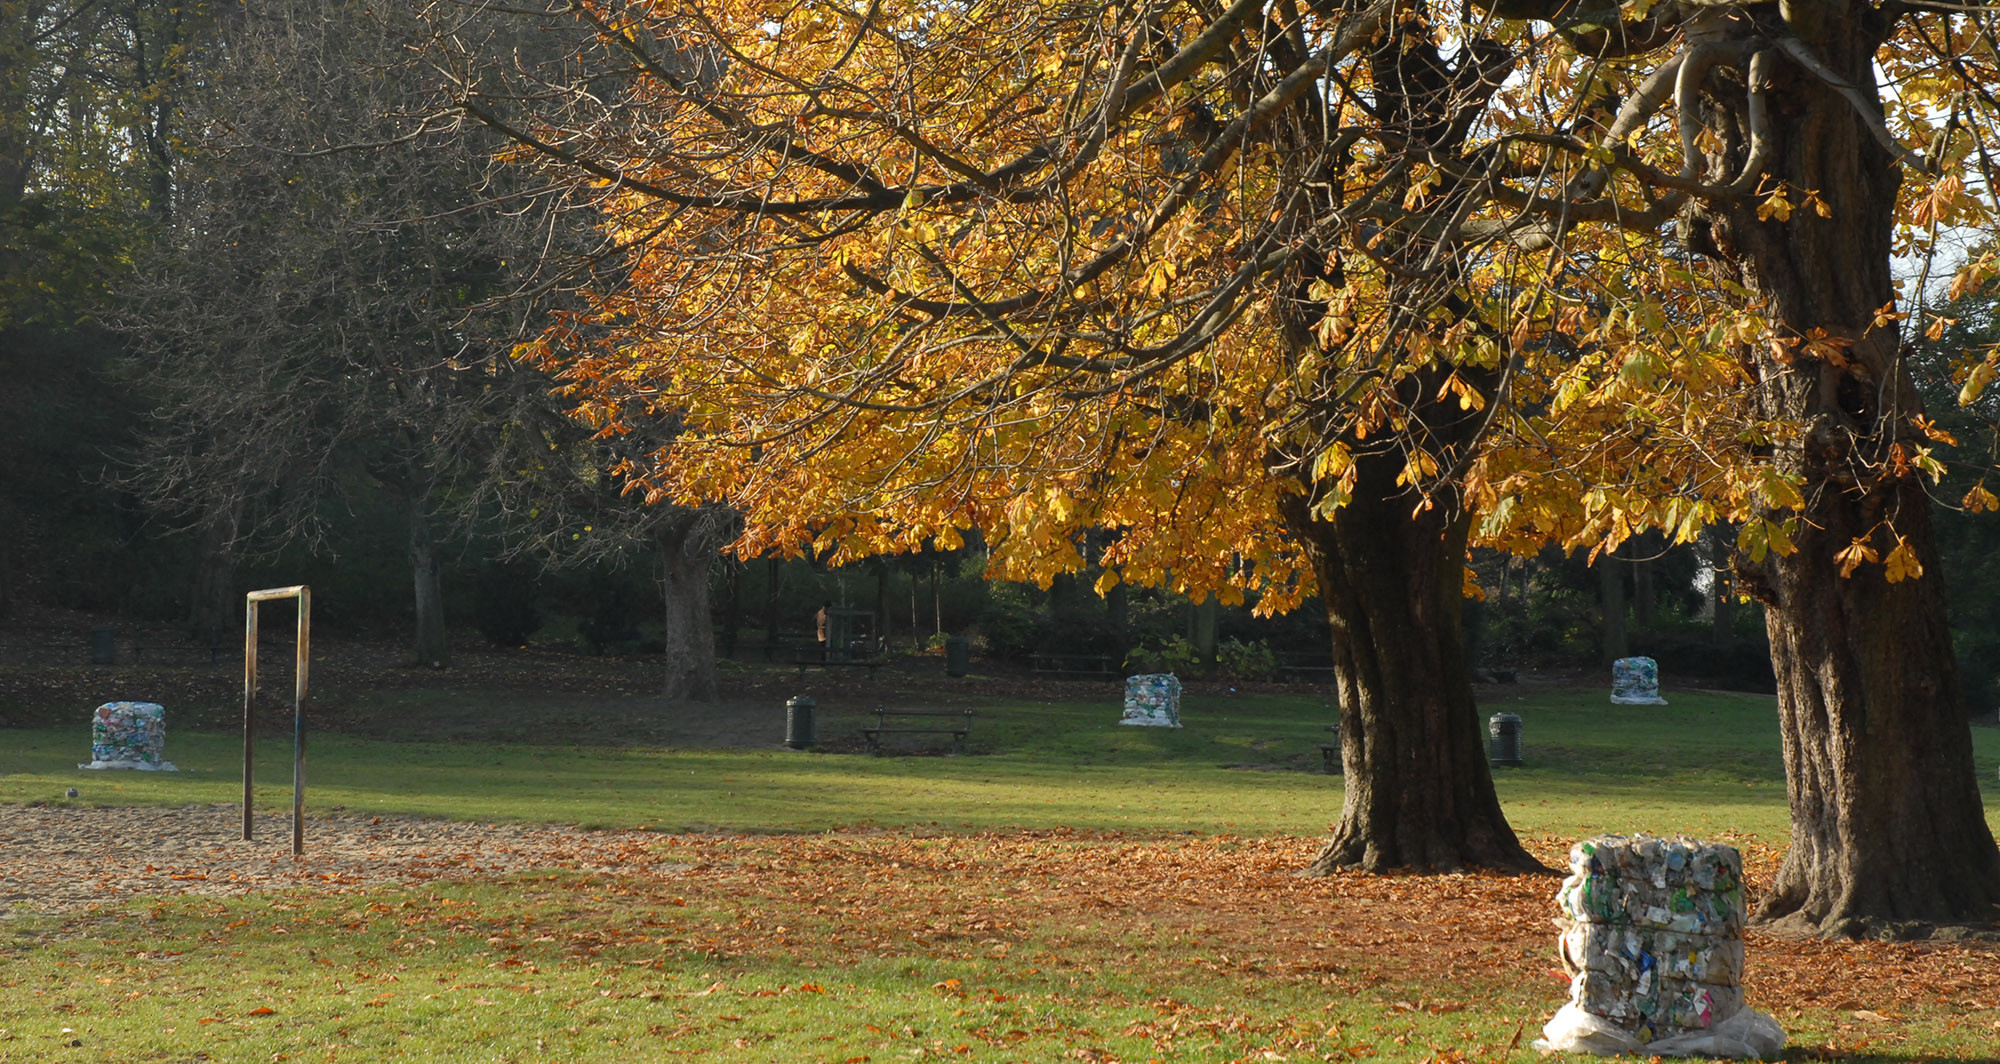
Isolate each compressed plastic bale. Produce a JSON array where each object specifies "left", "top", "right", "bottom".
[
  {"left": 1119, "top": 673, "right": 1182, "bottom": 727},
  {"left": 1557, "top": 837, "right": 1747, "bottom": 933},
  {"left": 79, "top": 701, "right": 178, "bottom": 771},
  {"left": 1557, "top": 872, "right": 1747, "bottom": 935},
  {"left": 1538, "top": 834, "right": 1782, "bottom": 1055},
  {"left": 1567, "top": 968, "right": 1746, "bottom": 1030},
  {"left": 1559, "top": 924, "right": 1746, "bottom": 987},
  {"left": 1611, "top": 656, "right": 1668, "bottom": 704}
]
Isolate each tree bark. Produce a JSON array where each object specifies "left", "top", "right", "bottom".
[
  {"left": 407, "top": 488, "right": 449, "bottom": 667},
  {"left": 1282, "top": 473, "right": 1543, "bottom": 875},
  {"left": 873, "top": 559, "right": 890, "bottom": 651},
  {"left": 1631, "top": 531, "right": 1657, "bottom": 630},
  {"left": 1696, "top": 6, "right": 2000, "bottom": 934},
  {"left": 658, "top": 522, "right": 718, "bottom": 702},
  {"left": 1598, "top": 544, "right": 1628, "bottom": 665},
  {"left": 187, "top": 498, "right": 243, "bottom": 643},
  {"left": 1193, "top": 595, "right": 1219, "bottom": 673},
  {"left": 764, "top": 556, "right": 782, "bottom": 652},
  {"left": 720, "top": 555, "right": 742, "bottom": 659},
  {"left": 1705, "top": 523, "right": 1735, "bottom": 646}
]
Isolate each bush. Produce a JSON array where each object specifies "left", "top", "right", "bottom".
[
  {"left": 1126, "top": 635, "right": 1198, "bottom": 675},
  {"left": 975, "top": 581, "right": 1044, "bottom": 659},
  {"left": 1216, "top": 637, "right": 1277, "bottom": 681}
]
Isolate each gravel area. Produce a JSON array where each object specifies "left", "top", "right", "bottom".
[{"left": 0, "top": 803, "right": 663, "bottom": 915}]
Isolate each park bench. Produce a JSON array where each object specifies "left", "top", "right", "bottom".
[
  {"left": 1029, "top": 652, "right": 1120, "bottom": 678},
  {"left": 1276, "top": 652, "right": 1338, "bottom": 684},
  {"left": 1318, "top": 723, "right": 1343, "bottom": 774},
  {"left": 861, "top": 707, "right": 975, "bottom": 755}
]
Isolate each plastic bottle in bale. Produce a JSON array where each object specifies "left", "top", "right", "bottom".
[
  {"left": 1119, "top": 673, "right": 1182, "bottom": 727},
  {"left": 1535, "top": 834, "right": 1783, "bottom": 1058}
]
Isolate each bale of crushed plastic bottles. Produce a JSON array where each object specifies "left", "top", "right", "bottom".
[
  {"left": 1535, "top": 834, "right": 1783, "bottom": 1058},
  {"left": 1119, "top": 673, "right": 1182, "bottom": 727},
  {"left": 1610, "top": 656, "right": 1668, "bottom": 704},
  {"left": 79, "top": 701, "right": 178, "bottom": 771}
]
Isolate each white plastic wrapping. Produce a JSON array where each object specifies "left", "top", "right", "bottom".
[{"left": 1534, "top": 1002, "right": 1786, "bottom": 1059}]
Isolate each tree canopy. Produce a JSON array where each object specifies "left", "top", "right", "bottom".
[{"left": 440, "top": 0, "right": 2000, "bottom": 929}]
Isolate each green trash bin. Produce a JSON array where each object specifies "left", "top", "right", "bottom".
[
  {"left": 785, "top": 696, "right": 817, "bottom": 750},
  {"left": 944, "top": 636, "right": 969, "bottom": 677},
  {"left": 1488, "top": 712, "right": 1523, "bottom": 766}
]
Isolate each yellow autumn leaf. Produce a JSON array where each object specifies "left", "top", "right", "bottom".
[
  {"left": 1834, "top": 537, "right": 1878, "bottom": 579},
  {"left": 1462, "top": 566, "right": 1486, "bottom": 601},
  {"left": 1964, "top": 482, "right": 1999, "bottom": 513},
  {"left": 1884, "top": 538, "right": 1924, "bottom": 583},
  {"left": 1960, "top": 361, "right": 1996, "bottom": 406}
]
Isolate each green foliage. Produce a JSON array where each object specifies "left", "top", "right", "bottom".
[
  {"left": 1122, "top": 635, "right": 1198, "bottom": 676},
  {"left": 0, "top": 194, "right": 145, "bottom": 330},
  {"left": 972, "top": 580, "right": 1041, "bottom": 659},
  {"left": 1215, "top": 637, "right": 1278, "bottom": 681}
]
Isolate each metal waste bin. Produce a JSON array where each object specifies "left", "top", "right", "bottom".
[
  {"left": 90, "top": 625, "right": 115, "bottom": 665},
  {"left": 784, "top": 696, "right": 817, "bottom": 750},
  {"left": 1488, "top": 712, "right": 1523, "bottom": 766},
  {"left": 944, "top": 635, "right": 969, "bottom": 677}
]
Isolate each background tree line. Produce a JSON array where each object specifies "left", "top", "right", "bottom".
[{"left": 2, "top": 0, "right": 1856, "bottom": 690}]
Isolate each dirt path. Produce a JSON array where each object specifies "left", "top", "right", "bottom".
[{"left": 0, "top": 803, "right": 661, "bottom": 915}]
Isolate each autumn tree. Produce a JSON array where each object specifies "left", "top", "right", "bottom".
[
  {"left": 441, "top": 0, "right": 2000, "bottom": 927},
  {"left": 1465, "top": 0, "right": 2000, "bottom": 935},
  {"left": 427, "top": 0, "right": 1570, "bottom": 873}
]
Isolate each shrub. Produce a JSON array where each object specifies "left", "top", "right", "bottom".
[
  {"left": 1126, "top": 635, "right": 1199, "bottom": 675},
  {"left": 1216, "top": 637, "right": 1278, "bottom": 681},
  {"left": 975, "top": 581, "right": 1044, "bottom": 659}
]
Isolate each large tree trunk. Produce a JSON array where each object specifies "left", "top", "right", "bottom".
[
  {"left": 764, "top": 556, "right": 782, "bottom": 653},
  {"left": 1631, "top": 531, "right": 1658, "bottom": 630},
  {"left": 1282, "top": 479, "right": 1543, "bottom": 875},
  {"left": 187, "top": 498, "right": 243, "bottom": 643},
  {"left": 1598, "top": 544, "right": 1628, "bottom": 664},
  {"left": 407, "top": 488, "right": 449, "bottom": 667},
  {"left": 658, "top": 521, "right": 718, "bottom": 702},
  {"left": 1705, "top": 523, "right": 1736, "bottom": 646},
  {"left": 1697, "top": 6, "right": 2000, "bottom": 934},
  {"left": 720, "top": 555, "right": 742, "bottom": 659}
]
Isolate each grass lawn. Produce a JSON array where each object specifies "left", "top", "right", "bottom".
[{"left": 3, "top": 683, "right": 1997, "bottom": 1062}]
